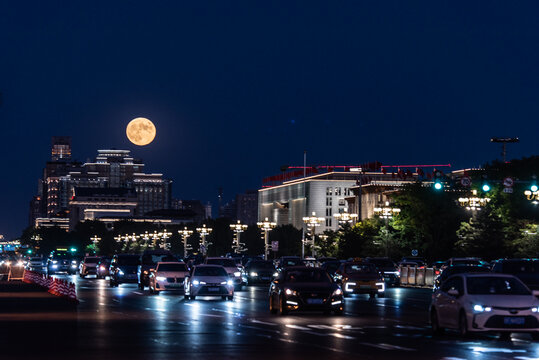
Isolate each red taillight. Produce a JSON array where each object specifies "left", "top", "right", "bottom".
[{"left": 435, "top": 270, "right": 440, "bottom": 275}]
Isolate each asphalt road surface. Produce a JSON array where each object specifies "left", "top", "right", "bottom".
[{"left": 2, "top": 274, "right": 539, "bottom": 360}]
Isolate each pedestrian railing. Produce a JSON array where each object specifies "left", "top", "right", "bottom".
[{"left": 399, "top": 265, "right": 435, "bottom": 288}]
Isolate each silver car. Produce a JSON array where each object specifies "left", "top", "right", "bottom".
[
  {"left": 184, "top": 265, "right": 234, "bottom": 301},
  {"left": 149, "top": 261, "right": 189, "bottom": 294}
]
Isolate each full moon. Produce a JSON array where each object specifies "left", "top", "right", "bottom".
[{"left": 126, "top": 117, "right": 156, "bottom": 146}]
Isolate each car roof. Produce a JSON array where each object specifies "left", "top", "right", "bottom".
[
  {"left": 194, "top": 264, "right": 225, "bottom": 268},
  {"left": 455, "top": 272, "right": 515, "bottom": 279},
  {"left": 157, "top": 261, "right": 185, "bottom": 265}
]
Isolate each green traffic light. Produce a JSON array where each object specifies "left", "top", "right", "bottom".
[
  {"left": 434, "top": 182, "right": 442, "bottom": 190},
  {"left": 482, "top": 184, "right": 491, "bottom": 192},
  {"left": 531, "top": 185, "right": 538, "bottom": 192}
]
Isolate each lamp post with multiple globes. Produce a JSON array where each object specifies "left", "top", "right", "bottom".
[
  {"left": 257, "top": 217, "right": 276, "bottom": 260},
  {"left": 230, "top": 220, "right": 248, "bottom": 254},
  {"left": 302, "top": 212, "right": 324, "bottom": 258},
  {"left": 178, "top": 227, "right": 194, "bottom": 258},
  {"left": 196, "top": 224, "right": 213, "bottom": 256}
]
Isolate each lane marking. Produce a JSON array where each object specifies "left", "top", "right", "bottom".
[
  {"left": 250, "top": 319, "right": 278, "bottom": 326},
  {"left": 133, "top": 291, "right": 144, "bottom": 295},
  {"left": 359, "top": 342, "right": 415, "bottom": 351}
]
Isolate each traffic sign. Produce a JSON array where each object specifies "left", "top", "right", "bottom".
[
  {"left": 503, "top": 188, "right": 513, "bottom": 193},
  {"left": 271, "top": 241, "right": 279, "bottom": 252},
  {"left": 503, "top": 177, "right": 514, "bottom": 188},
  {"left": 460, "top": 176, "right": 471, "bottom": 187},
  {"left": 411, "top": 249, "right": 418, "bottom": 257}
]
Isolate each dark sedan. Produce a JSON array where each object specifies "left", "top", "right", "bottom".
[
  {"left": 109, "top": 254, "right": 141, "bottom": 287},
  {"left": 269, "top": 266, "right": 344, "bottom": 315},
  {"left": 433, "top": 264, "right": 491, "bottom": 291},
  {"left": 492, "top": 259, "right": 539, "bottom": 291},
  {"left": 244, "top": 260, "right": 276, "bottom": 285}
]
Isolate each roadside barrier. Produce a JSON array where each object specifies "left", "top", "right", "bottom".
[
  {"left": 22, "top": 270, "right": 78, "bottom": 304},
  {"left": 398, "top": 265, "right": 436, "bottom": 288}
]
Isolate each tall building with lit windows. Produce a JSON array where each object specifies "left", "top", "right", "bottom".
[{"left": 31, "top": 139, "right": 172, "bottom": 230}]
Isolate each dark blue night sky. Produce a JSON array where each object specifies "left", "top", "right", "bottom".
[{"left": 0, "top": 1, "right": 538, "bottom": 239}]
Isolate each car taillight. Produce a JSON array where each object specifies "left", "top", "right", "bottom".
[{"left": 435, "top": 270, "right": 440, "bottom": 275}]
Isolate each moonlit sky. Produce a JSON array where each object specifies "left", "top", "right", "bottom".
[{"left": 0, "top": 2, "right": 538, "bottom": 239}]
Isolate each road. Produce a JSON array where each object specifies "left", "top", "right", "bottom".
[{"left": 2, "top": 274, "right": 539, "bottom": 359}]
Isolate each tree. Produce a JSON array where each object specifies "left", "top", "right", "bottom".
[{"left": 270, "top": 225, "right": 302, "bottom": 258}]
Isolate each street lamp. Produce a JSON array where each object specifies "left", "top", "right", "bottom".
[
  {"left": 333, "top": 210, "right": 358, "bottom": 226},
  {"left": 458, "top": 190, "right": 491, "bottom": 211},
  {"left": 302, "top": 212, "right": 324, "bottom": 258},
  {"left": 230, "top": 220, "right": 248, "bottom": 254},
  {"left": 257, "top": 217, "right": 276, "bottom": 260},
  {"left": 90, "top": 235, "right": 101, "bottom": 252},
  {"left": 161, "top": 231, "right": 172, "bottom": 250},
  {"left": 196, "top": 224, "right": 213, "bottom": 256},
  {"left": 373, "top": 202, "right": 400, "bottom": 257},
  {"left": 178, "top": 227, "right": 194, "bottom": 259}
]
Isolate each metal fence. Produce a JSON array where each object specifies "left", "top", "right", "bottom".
[{"left": 399, "top": 265, "right": 435, "bottom": 288}]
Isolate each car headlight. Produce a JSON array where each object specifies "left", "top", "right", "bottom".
[
  {"left": 333, "top": 288, "right": 343, "bottom": 296},
  {"left": 532, "top": 307, "right": 539, "bottom": 313},
  {"left": 100, "top": 266, "right": 106, "bottom": 270},
  {"left": 156, "top": 276, "right": 166, "bottom": 282},
  {"left": 250, "top": 272, "right": 258, "bottom": 277},
  {"left": 71, "top": 264, "right": 77, "bottom": 268},
  {"left": 473, "top": 305, "right": 492, "bottom": 312},
  {"left": 234, "top": 271, "right": 241, "bottom": 277},
  {"left": 285, "top": 288, "right": 297, "bottom": 296},
  {"left": 52, "top": 260, "right": 58, "bottom": 264},
  {"left": 72, "top": 260, "right": 77, "bottom": 264},
  {"left": 193, "top": 280, "right": 200, "bottom": 286},
  {"left": 227, "top": 279, "right": 234, "bottom": 286},
  {"left": 273, "top": 272, "right": 279, "bottom": 277},
  {"left": 17, "top": 261, "right": 24, "bottom": 267},
  {"left": 118, "top": 269, "right": 125, "bottom": 275}
]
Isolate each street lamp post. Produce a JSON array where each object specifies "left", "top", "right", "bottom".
[
  {"left": 373, "top": 202, "right": 400, "bottom": 257},
  {"left": 302, "top": 212, "right": 324, "bottom": 258},
  {"left": 257, "top": 217, "right": 276, "bottom": 260},
  {"left": 230, "top": 220, "right": 248, "bottom": 254},
  {"left": 333, "top": 210, "right": 359, "bottom": 226},
  {"left": 196, "top": 224, "right": 212, "bottom": 256},
  {"left": 178, "top": 227, "right": 194, "bottom": 259}
]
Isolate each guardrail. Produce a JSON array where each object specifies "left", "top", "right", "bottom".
[{"left": 399, "top": 266, "right": 436, "bottom": 288}]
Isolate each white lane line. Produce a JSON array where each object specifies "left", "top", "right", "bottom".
[
  {"left": 239, "top": 324, "right": 281, "bottom": 335},
  {"left": 285, "top": 324, "right": 311, "bottom": 330},
  {"left": 359, "top": 342, "right": 415, "bottom": 351},
  {"left": 393, "top": 324, "right": 427, "bottom": 330},
  {"left": 211, "top": 308, "right": 245, "bottom": 316},
  {"left": 250, "top": 319, "right": 278, "bottom": 326},
  {"left": 133, "top": 291, "right": 144, "bottom": 295}
]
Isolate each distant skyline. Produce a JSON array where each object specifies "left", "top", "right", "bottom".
[{"left": 1, "top": 2, "right": 538, "bottom": 239}]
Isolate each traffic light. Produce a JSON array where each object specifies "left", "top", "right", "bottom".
[
  {"left": 531, "top": 184, "right": 538, "bottom": 192},
  {"left": 434, "top": 182, "right": 443, "bottom": 190},
  {"left": 482, "top": 183, "right": 491, "bottom": 192},
  {"left": 433, "top": 170, "right": 443, "bottom": 190}
]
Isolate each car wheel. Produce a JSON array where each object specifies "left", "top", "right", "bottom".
[
  {"left": 279, "top": 295, "right": 288, "bottom": 315},
  {"left": 184, "top": 294, "right": 189, "bottom": 300},
  {"left": 369, "top": 293, "right": 376, "bottom": 299},
  {"left": 149, "top": 286, "right": 154, "bottom": 294},
  {"left": 334, "top": 308, "right": 343, "bottom": 315},
  {"left": 222, "top": 296, "right": 227, "bottom": 300},
  {"left": 138, "top": 282, "right": 144, "bottom": 290},
  {"left": 430, "top": 309, "right": 444, "bottom": 335},
  {"left": 530, "top": 332, "right": 539, "bottom": 341},
  {"left": 270, "top": 295, "right": 278, "bottom": 314},
  {"left": 378, "top": 292, "right": 385, "bottom": 298},
  {"left": 228, "top": 296, "right": 234, "bottom": 301},
  {"left": 190, "top": 295, "right": 196, "bottom": 300},
  {"left": 458, "top": 311, "right": 469, "bottom": 337}
]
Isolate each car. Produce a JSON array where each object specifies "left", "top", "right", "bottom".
[
  {"left": 47, "top": 250, "right": 78, "bottom": 275},
  {"left": 269, "top": 266, "right": 344, "bottom": 315},
  {"left": 138, "top": 249, "right": 177, "bottom": 290},
  {"left": 336, "top": 261, "right": 385, "bottom": 298},
  {"left": 433, "top": 265, "right": 491, "bottom": 291},
  {"left": 492, "top": 259, "right": 539, "bottom": 291},
  {"left": 320, "top": 260, "right": 342, "bottom": 278},
  {"left": 366, "top": 257, "right": 400, "bottom": 287},
  {"left": 205, "top": 257, "right": 244, "bottom": 290},
  {"left": 26, "top": 256, "right": 46, "bottom": 271},
  {"left": 244, "top": 260, "right": 276, "bottom": 285},
  {"left": 148, "top": 261, "right": 189, "bottom": 294},
  {"left": 79, "top": 256, "right": 100, "bottom": 278},
  {"left": 303, "top": 257, "right": 319, "bottom": 267},
  {"left": 277, "top": 256, "right": 305, "bottom": 271},
  {"left": 96, "top": 257, "right": 112, "bottom": 279},
  {"left": 442, "top": 257, "right": 483, "bottom": 270},
  {"left": 109, "top": 254, "right": 141, "bottom": 287},
  {"left": 184, "top": 264, "right": 234, "bottom": 300},
  {"left": 430, "top": 273, "right": 539, "bottom": 338}
]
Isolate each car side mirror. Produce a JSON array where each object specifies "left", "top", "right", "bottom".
[
  {"left": 447, "top": 289, "right": 459, "bottom": 297},
  {"left": 533, "top": 290, "right": 539, "bottom": 298}
]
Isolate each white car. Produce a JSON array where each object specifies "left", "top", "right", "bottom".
[
  {"left": 184, "top": 265, "right": 234, "bottom": 300},
  {"left": 79, "top": 256, "right": 100, "bottom": 278},
  {"left": 430, "top": 273, "right": 539, "bottom": 338},
  {"left": 205, "top": 257, "right": 243, "bottom": 290},
  {"left": 148, "top": 261, "right": 189, "bottom": 294}
]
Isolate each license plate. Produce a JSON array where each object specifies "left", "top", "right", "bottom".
[
  {"left": 504, "top": 317, "right": 525, "bottom": 325},
  {"left": 307, "top": 298, "right": 324, "bottom": 304},
  {"left": 261, "top": 277, "right": 270, "bottom": 281},
  {"left": 168, "top": 283, "right": 182, "bottom": 287},
  {"left": 208, "top": 287, "right": 219, "bottom": 292}
]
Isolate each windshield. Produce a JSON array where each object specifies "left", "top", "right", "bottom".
[
  {"left": 118, "top": 257, "right": 140, "bottom": 266},
  {"left": 194, "top": 266, "right": 228, "bottom": 277},
  {"left": 142, "top": 254, "right": 176, "bottom": 265},
  {"left": 282, "top": 258, "right": 304, "bottom": 267},
  {"left": 467, "top": 276, "right": 531, "bottom": 295},
  {"left": 249, "top": 261, "right": 274, "bottom": 270},
  {"left": 453, "top": 259, "right": 481, "bottom": 266},
  {"left": 442, "top": 266, "right": 490, "bottom": 279},
  {"left": 158, "top": 263, "right": 187, "bottom": 272},
  {"left": 52, "top": 253, "right": 72, "bottom": 259},
  {"left": 285, "top": 269, "right": 332, "bottom": 283},
  {"left": 206, "top": 259, "right": 237, "bottom": 267},
  {"left": 85, "top": 257, "right": 100, "bottom": 264},
  {"left": 345, "top": 263, "right": 378, "bottom": 274},
  {"left": 503, "top": 261, "right": 539, "bottom": 274}
]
